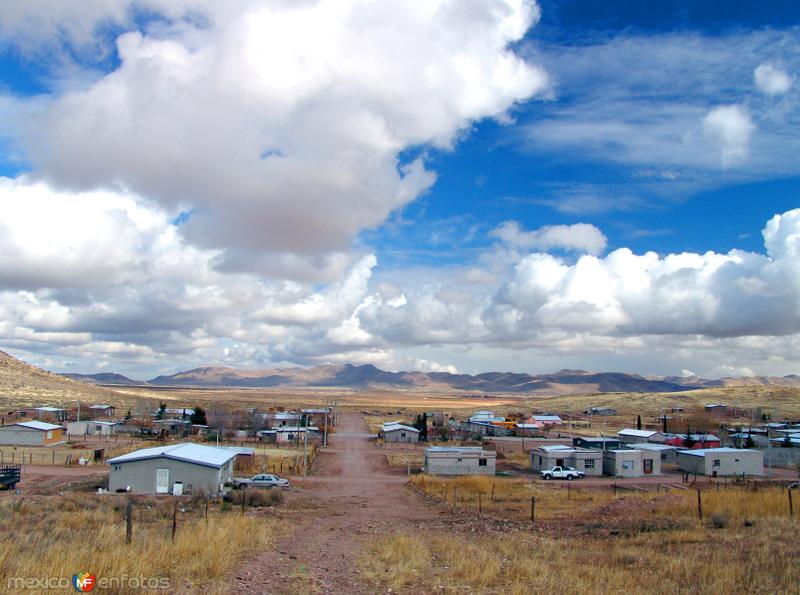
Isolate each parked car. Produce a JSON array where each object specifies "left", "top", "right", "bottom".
[
  {"left": 540, "top": 466, "right": 585, "bottom": 480},
  {"left": 232, "top": 474, "right": 290, "bottom": 489}
]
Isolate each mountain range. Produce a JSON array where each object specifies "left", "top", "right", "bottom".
[{"left": 64, "top": 362, "right": 800, "bottom": 394}]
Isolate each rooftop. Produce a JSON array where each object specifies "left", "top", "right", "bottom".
[
  {"left": 10, "top": 421, "right": 63, "bottom": 431},
  {"left": 618, "top": 429, "right": 660, "bottom": 437},
  {"left": 679, "top": 447, "right": 753, "bottom": 457},
  {"left": 107, "top": 443, "right": 237, "bottom": 467}
]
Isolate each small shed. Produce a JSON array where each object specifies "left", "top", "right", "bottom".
[
  {"left": 584, "top": 407, "right": 617, "bottom": 416},
  {"left": 617, "top": 429, "right": 666, "bottom": 444},
  {"left": 602, "top": 449, "right": 662, "bottom": 477},
  {"left": 677, "top": 448, "right": 763, "bottom": 477},
  {"left": 67, "top": 420, "right": 119, "bottom": 436},
  {"left": 530, "top": 445, "right": 602, "bottom": 476},
  {"left": 88, "top": 404, "right": 116, "bottom": 418},
  {"left": 108, "top": 443, "right": 237, "bottom": 495},
  {"left": 572, "top": 436, "right": 623, "bottom": 450},
  {"left": 379, "top": 422, "right": 420, "bottom": 443},
  {"left": 424, "top": 447, "right": 496, "bottom": 476},
  {"left": 0, "top": 421, "right": 66, "bottom": 446}
]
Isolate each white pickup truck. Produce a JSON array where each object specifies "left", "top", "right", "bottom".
[
  {"left": 232, "top": 474, "right": 290, "bottom": 489},
  {"left": 540, "top": 466, "right": 585, "bottom": 480}
]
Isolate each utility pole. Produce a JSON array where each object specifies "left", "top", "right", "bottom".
[
  {"left": 767, "top": 422, "right": 772, "bottom": 478},
  {"left": 303, "top": 413, "right": 309, "bottom": 479},
  {"left": 77, "top": 401, "right": 81, "bottom": 423},
  {"left": 323, "top": 404, "right": 329, "bottom": 447}
]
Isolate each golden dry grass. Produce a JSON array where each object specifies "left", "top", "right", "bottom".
[
  {"left": 0, "top": 493, "right": 285, "bottom": 592},
  {"left": 361, "top": 519, "right": 800, "bottom": 594}
]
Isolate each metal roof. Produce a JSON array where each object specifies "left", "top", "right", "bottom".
[
  {"left": 107, "top": 443, "right": 237, "bottom": 467},
  {"left": 532, "top": 415, "right": 562, "bottom": 422},
  {"left": 12, "top": 421, "right": 63, "bottom": 431},
  {"left": 629, "top": 443, "right": 675, "bottom": 451},
  {"left": 217, "top": 446, "right": 256, "bottom": 455},
  {"left": 425, "top": 446, "right": 486, "bottom": 453},
  {"left": 89, "top": 404, "right": 113, "bottom": 409},
  {"left": 381, "top": 422, "right": 419, "bottom": 433},
  {"left": 679, "top": 447, "right": 752, "bottom": 457},
  {"left": 618, "top": 429, "right": 659, "bottom": 437},
  {"left": 34, "top": 406, "right": 65, "bottom": 412}
]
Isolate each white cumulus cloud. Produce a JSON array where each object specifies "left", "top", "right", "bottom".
[
  {"left": 754, "top": 63, "right": 792, "bottom": 96},
  {"left": 491, "top": 221, "right": 608, "bottom": 254},
  {"left": 702, "top": 105, "right": 755, "bottom": 167}
]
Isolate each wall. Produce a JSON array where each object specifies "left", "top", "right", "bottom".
[
  {"left": 109, "top": 457, "right": 234, "bottom": 495},
  {"left": 678, "top": 451, "right": 764, "bottom": 477},
  {"left": 424, "top": 452, "right": 496, "bottom": 476},
  {"left": 0, "top": 426, "right": 45, "bottom": 446},
  {"left": 383, "top": 429, "right": 419, "bottom": 443}
]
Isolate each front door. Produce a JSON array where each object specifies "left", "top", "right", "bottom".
[
  {"left": 156, "top": 468, "right": 170, "bottom": 493},
  {"left": 643, "top": 459, "right": 653, "bottom": 475}
]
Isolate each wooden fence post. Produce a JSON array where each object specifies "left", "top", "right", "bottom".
[
  {"left": 696, "top": 488, "right": 703, "bottom": 520},
  {"left": 478, "top": 493, "right": 482, "bottom": 515},
  {"left": 568, "top": 482, "right": 571, "bottom": 500},
  {"left": 171, "top": 502, "right": 178, "bottom": 542},
  {"left": 205, "top": 498, "right": 209, "bottom": 526},
  {"left": 613, "top": 483, "right": 617, "bottom": 496},
  {"left": 125, "top": 499, "right": 133, "bottom": 545},
  {"left": 530, "top": 496, "right": 536, "bottom": 526},
  {"left": 453, "top": 487, "right": 458, "bottom": 507},
  {"left": 491, "top": 483, "right": 495, "bottom": 502},
  {"left": 789, "top": 488, "right": 794, "bottom": 517},
  {"left": 241, "top": 491, "right": 246, "bottom": 515}
]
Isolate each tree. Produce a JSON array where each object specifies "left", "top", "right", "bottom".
[
  {"left": 414, "top": 414, "right": 428, "bottom": 442},
  {"left": 156, "top": 403, "right": 167, "bottom": 420},
  {"left": 636, "top": 415, "right": 642, "bottom": 431},
  {"left": 684, "top": 426, "right": 696, "bottom": 449},
  {"left": 190, "top": 406, "right": 207, "bottom": 426},
  {"left": 125, "top": 410, "right": 132, "bottom": 421},
  {"left": 744, "top": 433, "right": 755, "bottom": 449},
  {"left": 782, "top": 434, "right": 793, "bottom": 448}
]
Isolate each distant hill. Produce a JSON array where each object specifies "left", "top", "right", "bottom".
[
  {"left": 62, "top": 372, "right": 148, "bottom": 386},
  {"left": 145, "top": 362, "right": 784, "bottom": 394},
  {"left": 0, "top": 349, "right": 123, "bottom": 405}
]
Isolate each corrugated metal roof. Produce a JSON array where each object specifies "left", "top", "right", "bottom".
[
  {"left": 381, "top": 422, "right": 419, "bottom": 433},
  {"left": 679, "top": 447, "right": 752, "bottom": 457},
  {"left": 34, "top": 406, "right": 65, "bottom": 412},
  {"left": 107, "top": 443, "right": 237, "bottom": 467},
  {"left": 89, "top": 404, "right": 113, "bottom": 409},
  {"left": 425, "top": 446, "right": 485, "bottom": 453},
  {"left": 618, "top": 429, "right": 659, "bottom": 437},
  {"left": 13, "top": 421, "right": 63, "bottom": 431}
]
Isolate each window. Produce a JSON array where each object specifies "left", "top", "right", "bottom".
[
  {"left": 538, "top": 456, "right": 542, "bottom": 465},
  {"left": 479, "top": 458, "right": 487, "bottom": 467},
  {"left": 401, "top": 432, "right": 406, "bottom": 438},
  {"left": 113, "top": 465, "right": 121, "bottom": 471},
  {"left": 622, "top": 460, "right": 634, "bottom": 470},
  {"left": 457, "top": 458, "right": 462, "bottom": 462},
  {"left": 46, "top": 431, "right": 52, "bottom": 439},
  {"left": 713, "top": 459, "right": 721, "bottom": 468},
  {"left": 734, "top": 459, "right": 740, "bottom": 463},
  {"left": 584, "top": 459, "right": 595, "bottom": 469},
  {"left": 19, "top": 411, "right": 26, "bottom": 417}
]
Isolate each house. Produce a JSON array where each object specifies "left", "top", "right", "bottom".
[
  {"left": 677, "top": 448, "right": 763, "bottom": 477},
  {"left": 379, "top": 422, "right": 420, "bottom": 443},
  {"left": 572, "top": 436, "right": 623, "bottom": 450},
  {"left": 67, "top": 420, "right": 119, "bottom": 436},
  {"left": 264, "top": 412, "right": 303, "bottom": 427},
  {"left": 584, "top": 407, "right": 617, "bottom": 416},
  {"left": 301, "top": 408, "right": 331, "bottom": 427},
  {"left": 664, "top": 433, "right": 721, "bottom": 449},
  {"left": 0, "top": 421, "right": 66, "bottom": 446},
  {"left": 530, "top": 445, "right": 602, "bottom": 476},
  {"left": 108, "top": 443, "right": 237, "bottom": 495},
  {"left": 217, "top": 446, "right": 256, "bottom": 471},
  {"left": 514, "top": 422, "right": 543, "bottom": 437},
  {"left": 531, "top": 415, "right": 563, "bottom": 426},
  {"left": 603, "top": 448, "right": 661, "bottom": 477},
  {"left": 468, "top": 410, "right": 505, "bottom": 423},
  {"left": 617, "top": 429, "right": 666, "bottom": 444},
  {"left": 626, "top": 442, "right": 678, "bottom": 463},
  {"left": 88, "top": 404, "right": 115, "bottom": 419},
  {"left": 33, "top": 407, "right": 68, "bottom": 422},
  {"left": 423, "top": 447, "right": 496, "bottom": 476},
  {"left": 465, "top": 420, "right": 510, "bottom": 437},
  {"left": 153, "top": 419, "right": 191, "bottom": 435},
  {"left": 257, "top": 426, "right": 320, "bottom": 444},
  {"left": 704, "top": 404, "right": 727, "bottom": 413}
]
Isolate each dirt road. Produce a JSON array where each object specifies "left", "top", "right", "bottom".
[{"left": 231, "top": 412, "right": 440, "bottom": 593}]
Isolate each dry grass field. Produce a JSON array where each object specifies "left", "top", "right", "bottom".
[
  {"left": 0, "top": 492, "right": 286, "bottom": 592},
  {"left": 362, "top": 479, "right": 800, "bottom": 593}
]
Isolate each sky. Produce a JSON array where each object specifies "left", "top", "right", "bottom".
[{"left": 0, "top": 0, "right": 799, "bottom": 380}]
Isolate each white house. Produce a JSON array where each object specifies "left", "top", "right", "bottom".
[{"left": 379, "top": 422, "right": 420, "bottom": 443}]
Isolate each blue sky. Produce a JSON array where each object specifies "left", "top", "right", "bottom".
[{"left": 0, "top": 1, "right": 799, "bottom": 379}]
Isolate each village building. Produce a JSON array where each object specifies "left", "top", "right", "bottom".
[
  {"left": 531, "top": 415, "right": 563, "bottom": 426},
  {"left": 530, "top": 444, "right": 602, "bottom": 476},
  {"left": 704, "top": 404, "right": 727, "bottom": 414},
  {"left": 257, "top": 426, "right": 320, "bottom": 444},
  {"left": 514, "top": 422, "right": 543, "bottom": 437},
  {"left": 626, "top": 442, "right": 679, "bottom": 463},
  {"left": 67, "top": 420, "right": 119, "bottom": 437},
  {"left": 378, "top": 422, "right": 419, "bottom": 443},
  {"left": 584, "top": 407, "right": 617, "bottom": 416},
  {"left": 572, "top": 436, "right": 623, "bottom": 450},
  {"left": 664, "top": 433, "right": 721, "bottom": 449},
  {"left": 88, "top": 404, "right": 116, "bottom": 419},
  {"left": 602, "top": 448, "right": 662, "bottom": 477},
  {"left": 424, "top": 446, "right": 496, "bottom": 476},
  {"left": 0, "top": 421, "right": 66, "bottom": 446},
  {"left": 617, "top": 429, "right": 666, "bottom": 444},
  {"left": 677, "top": 448, "right": 764, "bottom": 477},
  {"left": 108, "top": 443, "right": 237, "bottom": 495}
]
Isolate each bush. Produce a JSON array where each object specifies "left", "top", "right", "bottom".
[
  {"left": 226, "top": 488, "right": 285, "bottom": 508},
  {"left": 710, "top": 513, "right": 729, "bottom": 529}
]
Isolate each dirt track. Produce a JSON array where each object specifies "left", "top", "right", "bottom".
[{"left": 231, "top": 412, "right": 442, "bottom": 593}]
